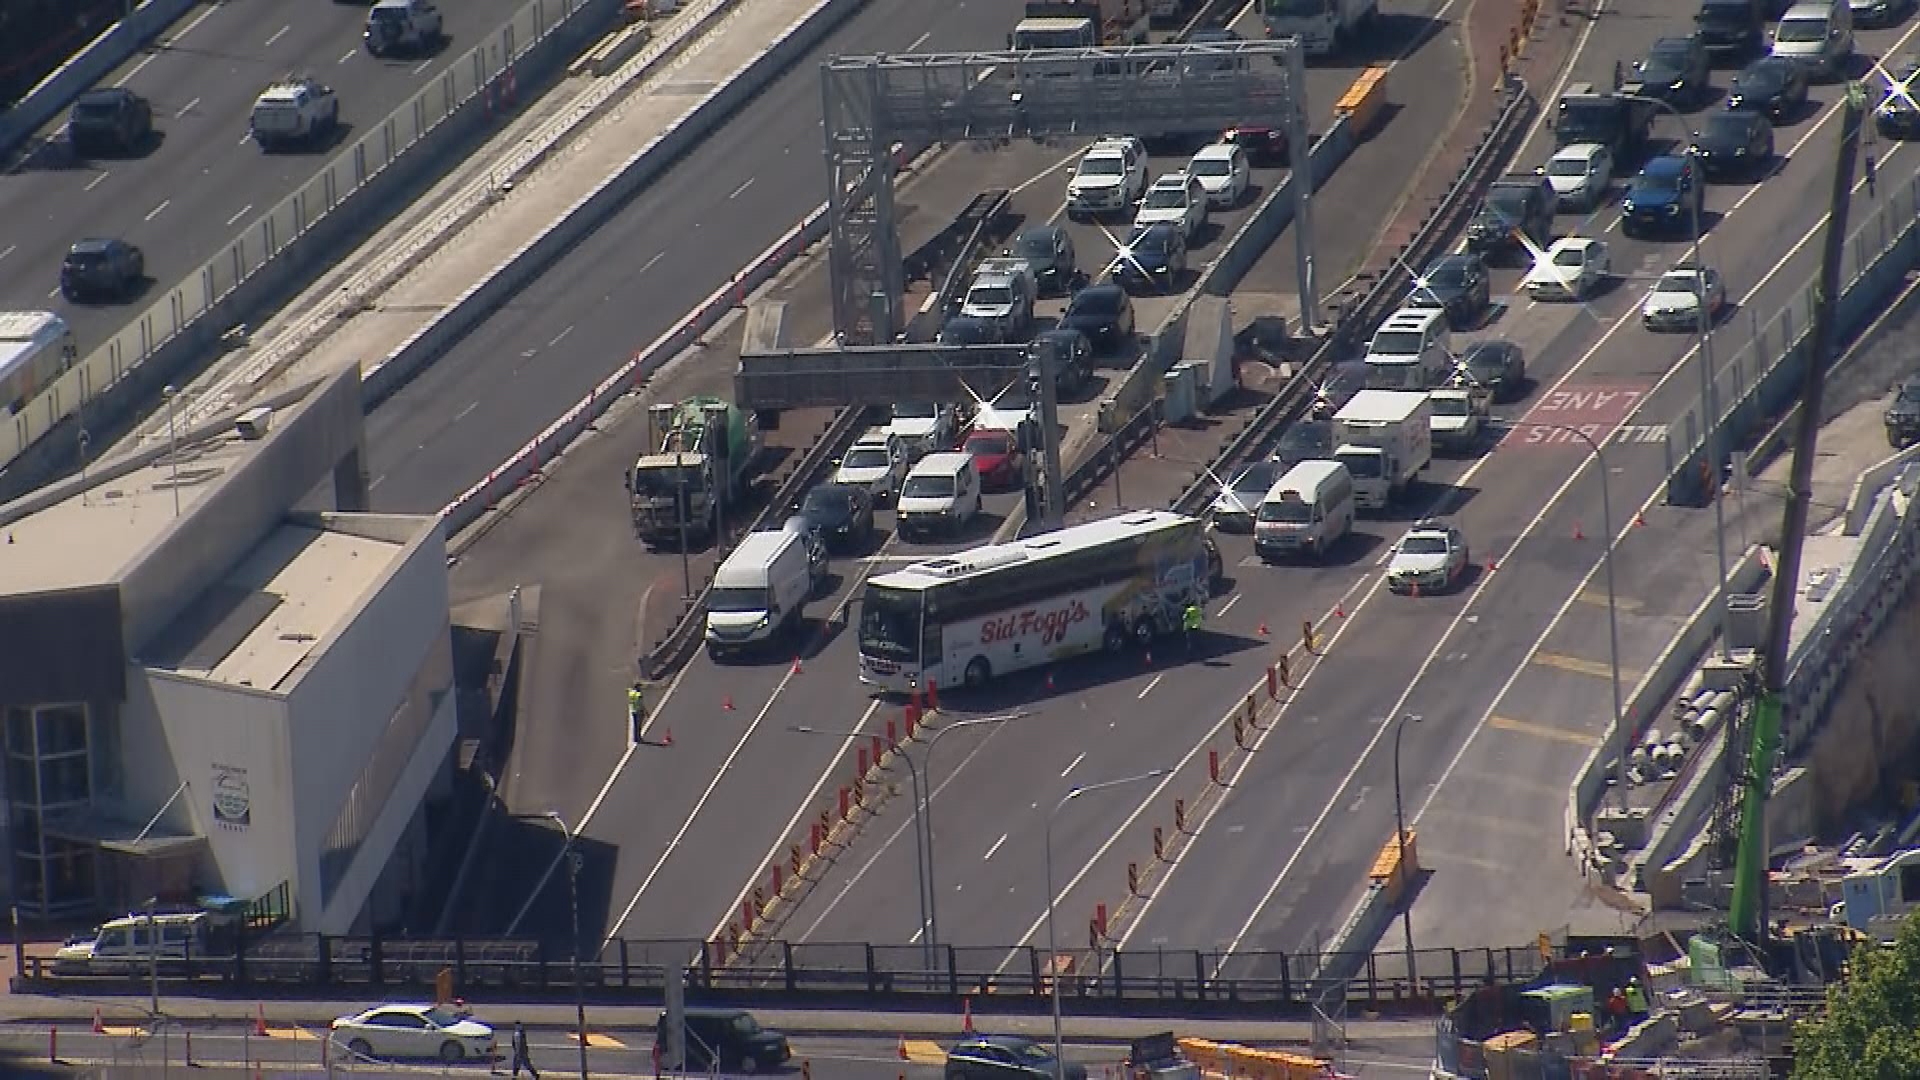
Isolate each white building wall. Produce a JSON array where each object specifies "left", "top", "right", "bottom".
[
  {"left": 120, "top": 671, "right": 297, "bottom": 904},
  {"left": 282, "top": 517, "right": 454, "bottom": 933}
]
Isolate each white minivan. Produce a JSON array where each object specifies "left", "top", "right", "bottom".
[
  {"left": 1253, "top": 460, "right": 1355, "bottom": 562},
  {"left": 706, "top": 528, "right": 819, "bottom": 659},
  {"left": 896, "top": 452, "right": 982, "bottom": 540}
]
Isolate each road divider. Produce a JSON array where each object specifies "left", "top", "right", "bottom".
[
  {"left": 0, "top": 0, "right": 199, "bottom": 158},
  {"left": 365, "top": 0, "right": 870, "bottom": 406},
  {"left": 0, "top": 0, "right": 627, "bottom": 501}
]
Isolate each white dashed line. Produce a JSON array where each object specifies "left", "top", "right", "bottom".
[
  {"left": 226, "top": 204, "right": 253, "bottom": 227},
  {"left": 266, "top": 24, "right": 290, "bottom": 47},
  {"left": 144, "top": 200, "right": 171, "bottom": 222},
  {"left": 729, "top": 178, "right": 755, "bottom": 200},
  {"left": 84, "top": 172, "right": 109, "bottom": 192},
  {"left": 175, "top": 97, "right": 199, "bottom": 118}
]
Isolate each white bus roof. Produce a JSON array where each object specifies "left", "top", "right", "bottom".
[
  {"left": 872, "top": 510, "right": 1197, "bottom": 590},
  {"left": 0, "top": 311, "right": 69, "bottom": 383}
]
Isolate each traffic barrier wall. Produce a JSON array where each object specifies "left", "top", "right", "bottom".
[
  {"left": 1843, "top": 443, "right": 1920, "bottom": 535},
  {"left": 0, "top": 0, "right": 625, "bottom": 499},
  {"left": 1662, "top": 173, "right": 1920, "bottom": 507},
  {"left": 0, "top": 0, "right": 199, "bottom": 157},
  {"left": 365, "top": 0, "right": 864, "bottom": 404}
]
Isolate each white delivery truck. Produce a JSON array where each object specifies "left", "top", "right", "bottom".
[
  {"left": 705, "top": 528, "right": 817, "bottom": 660},
  {"left": 1332, "top": 390, "right": 1431, "bottom": 512}
]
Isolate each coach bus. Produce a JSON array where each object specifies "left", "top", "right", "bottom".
[
  {"left": 856, "top": 510, "right": 1214, "bottom": 693},
  {"left": 0, "top": 311, "right": 77, "bottom": 417}
]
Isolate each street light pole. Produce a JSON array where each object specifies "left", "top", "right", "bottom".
[
  {"left": 919, "top": 712, "right": 1028, "bottom": 953},
  {"left": 547, "top": 811, "right": 590, "bottom": 1080},
  {"left": 1622, "top": 91, "right": 1733, "bottom": 655},
  {"left": 1390, "top": 716, "right": 1422, "bottom": 989},
  {"left": 1045, "top": 770, "right": 1169, "bottom": 1080},
  {"left": 146, "top": 896, "right": 160, "bottom": 1021}
]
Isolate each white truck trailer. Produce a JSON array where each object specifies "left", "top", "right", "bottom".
[{"left": 1333, "top": 389, "right": 1431, "bottom": 511}]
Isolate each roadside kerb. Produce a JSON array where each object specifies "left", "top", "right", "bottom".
[
  {"left": 169, "top": 0, "right": 751, "bottom": 434},
  {"left": 364, "top": 0, "right": 870, "bottom": 405},
  {"left": 0, "top": 0, "right": 197, "bottom": 157},
  {"left": 0, "top": 0, "right": 625, "bottom": 500}
]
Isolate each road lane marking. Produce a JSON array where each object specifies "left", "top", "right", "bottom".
[
  {"left": 984, "top": 832, "right": 1008, "bottom": 860},
  {"left": 339, "top": 49, "right": 359, "bottom": 65},
  {"left": 908, "top": 31, "right": 931, "bottom": 50},
  {"left": 413, "top": 59, "right": 434, "bottom": 76},
  {"left": 266, "top": 24, "right": 290, "bottom": 47},
  {"left": 1486, "top": 714, "right": 1602, "bottom": 748},
  {"left": 639, "top": 252, "right": 665, "bottom": 274},
  {"left": 145, "top": 199, "right": 171, "bottom": 222},
  {"left": 548, "top": 326, "right": 574, "bottom": 349},
  {"left": 454, "top": 402, "right": 479, "bottom": 423},
  {"left": 1215, "top": 594, "right": 1239, "bottom": 617},
  {"left": 85, "top": 172, "right": 109, "bottom": 191},
  {"left": 1117, "top": 32, "right": 1920, "bottom": 960},
  {"left": 114, "top": 2, "right": 221, "bottom": 86},
  {"left": 568, "top": 1032, "right": 625, "bottom": 1049},
  {"left": 902, "top": 1041, "right": 946, "bottom": 1065},
  {"left": 1136, "top": 674, "right": 1163, "bottom": 699},
  {"left": 0, "top": 245, "right": 13, "bottom": 261},
  {"left": 729, "top": 178, "right": 755, "bottom": 200},
  {"left": 46, "top": 288, "right": 60, "bottom": 300},
  {"left": 226, "top": 204, "right": 254, "bottom": 227},
  {"left": 1060, "top": 751, "right": 1085, "bottom": 778},
  {"left": 175, "top": 97, "right": 199, "bottom": 118},
  {"left": 1533, "top": 651, "right": 1635, "bottom": 680}
]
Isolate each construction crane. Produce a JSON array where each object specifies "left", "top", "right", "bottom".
[{"left": 1726, "top": 84, "right": 1870, "bottom": 947}]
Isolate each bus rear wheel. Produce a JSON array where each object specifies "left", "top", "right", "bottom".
[
  {"left": 1103, "top": 622, "right": 1129, "bottom": 654},
  {"left": 1132, "top": 617, "right": 1157, "bottom": 648},
  {"left": 963, "top": 657, "right": 992, "bottom": 688}
]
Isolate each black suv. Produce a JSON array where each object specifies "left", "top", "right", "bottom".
[
  {"left": 60, "top": 238, "right": 145, "bottom": 302},
  {"left": 1726, "top": 56, "right": 1809, "bottom": 120},
  {"left": 656, "top": 1008, "right": 790, "bottom": 1074},
  {"left": 66, "top": 88, "right": 152, "bottom": 155},
  {"left": 1005, "top": 225, "right": 1078, "bottom": 296},
  {"left": 1465, "top": 175, "right": 1555, "bottom": 258},
  {"left": 946, "top": 1036, "right": 1089, "bottom": 1080},
  {"left": 1630, "top": 36, "right": 1712, "bottom": 108},
  {"left": 1690, "top": 111, "right": 1773, "bottom": 177},
  {"left": 1694, "top": 0, "right": 1766, "bottom": 61},
  {"left": 1887, "top": 375, "right": 1920, "bottom": 448}
]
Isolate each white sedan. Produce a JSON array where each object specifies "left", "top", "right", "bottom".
[
  {"left": 1641, "top": 265, "right": 1726, "bottom": 331},
  {"left": 1187, "top": 143, "right": 1251, "bottom": 208},
  {"left": 1523, "top": 237, "right": 1610, "bottom": 301},
  {"left": 330, "top": 1004, "right": 497, "bottom": 1063}
]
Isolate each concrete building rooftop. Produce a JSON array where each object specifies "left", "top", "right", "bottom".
[
  {"left": 146, "top": 523, "right": 405, "bottom": 693},
  {"left": 0, "top": 433, "right": 255, "bottom": 596}
]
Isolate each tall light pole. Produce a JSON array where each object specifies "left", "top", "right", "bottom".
[
  {"left": 1045, "top": 770, "right": 1169, "bottom": 1080},
  {"left": 918, "top": 712, "right": 1028, "bottom": 953},
  {"left": 145, "top": 895, "right": 160, "bottom": 1022},
  {"left": 546, "top": 811, "right": 590, "bottom": 1080},
  {"left": 1390, "top": 716, "right": 1422, "bottom": 989},
  {"left": 790, "top": 725, "right": 930, "bottom": 967},
  {"left": 1621, "top": 90, "right": 1733, "bottom": 655}
]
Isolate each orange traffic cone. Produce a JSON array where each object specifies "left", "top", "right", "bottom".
[
  {"left": 1572, "top": 521, "right": 1585, "bottom": 541},
  {"left": 661, "top": 728, "right": 674, "bottom": 746},
  {"left": 1044, "top": 671, "right": 1055, "bottom": 691},
  {"left": 897, "top": 1036, "right": 910, "bottom": 1060},
  {"left": 1257, "top": 621, "right": 1269, "bottom": 636},
  {"left": 92, "top": 1009, "right": 105, "bottom": 1035},
  {"left": 1335, "top": 602, "right": 1346, "bottom": 619},
  {"left": 254, "top": 1004, "right": 269, "bottom": 1038},
  {"left": 723, "top": 695, "right": 735, "bottom": 711},
  {"left": 1634, "top": 510, "right": 1647, "bottom": 527},
  {"left": 962, "top": 996, "right": 975, "bottom": 1035},
  {"left": 1485, "top": 558, "right": 1498, "bottom": 572}
]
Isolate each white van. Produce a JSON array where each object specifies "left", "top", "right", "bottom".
[
  {"left": 52, "top": 912, "right": 214, "bottom": 975},
  {"left": 1363, "top": 308, "right": 1453, "bottom": 390},
  {"left": 896, "top": 452, "right": 982, "bottom": 540},
  {"left": 1253, "top": 460, "right": 1355, "bottom": 562},
  {"left": 706, "top": 528, "right": 818, "bottom": 658},
  {"left": 1772, "top": 0, "right": 1853, "bottom": 79}
]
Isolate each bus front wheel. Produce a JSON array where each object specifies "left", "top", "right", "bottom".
[
  {"left": 1132, "top": 618, "right": 1157, "bottom": 648},
  {"left": 1103, "top": 622, "right": 1129, "bottom": 654},
  {"left": 963, "top": 657, "right": 992, "bottom": 688}
]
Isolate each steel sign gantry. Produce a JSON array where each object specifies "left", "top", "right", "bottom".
[{"left": 822, "top": 40, "right": 1313, "bottom": 343}]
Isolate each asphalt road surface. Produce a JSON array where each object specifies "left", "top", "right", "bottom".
[{"left": 0, "top": 0, "right": 529, "bottom": 350}]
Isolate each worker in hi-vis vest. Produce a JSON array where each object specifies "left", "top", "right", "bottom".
[{"left": 628, "top": 681, "right": 646, "bottom": 743}]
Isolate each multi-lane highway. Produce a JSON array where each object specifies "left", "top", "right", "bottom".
[{"left": 0, "top": 0, "right": 527, "bottom": 349}]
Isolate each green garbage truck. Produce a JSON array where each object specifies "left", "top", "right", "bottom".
[{"left": 626, "top": 397, "right": 763, "bottom": 546}]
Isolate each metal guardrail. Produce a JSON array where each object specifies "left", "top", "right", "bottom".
[
  {"left": 1168, "top": 80, "right": 1538, "bottom": 516},
  {"left": 637, "top": 188, "right": 1015, "bottom": 678},
  {"left": 19, "top": 938, "right": 1557, "bottom": 1014},
  {"left": 0, "top": 0, "right": 624, "bottom": 489}
]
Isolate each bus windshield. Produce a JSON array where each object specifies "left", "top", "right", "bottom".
[
  {"left": 859, "top": 586, "right": 922, "bottom": 660},
  {"left": 1262, "top": 0, "right": 1328, "bottom": 16}
]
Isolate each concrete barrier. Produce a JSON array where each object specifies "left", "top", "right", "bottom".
[
  {"left": 366, "top": 0, "right": 869, "bottom": 405},
  {"left": 0, "top": 0, "right": 198, "bottom": 157},
  {"left": 1843, "top": 443, "right": 1920, "bottom": 535}
]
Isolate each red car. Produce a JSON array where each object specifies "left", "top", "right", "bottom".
[{"left": 963, "top": 428, "right": 1026, "bottom": 491}]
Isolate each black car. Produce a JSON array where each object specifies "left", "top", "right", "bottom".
[
  {"left": 1220, "top": 124, "right": 1288, "bottom": 167},
  {"left": 1030, "top": 327, "right": 1094, "bottom": 395},
  {"left": 938, "top": 314, "right": 1007, "bottom": 345},
  {"left": 1689, "top": 110, "right": 1774, "bottom": 176},
  {"left": 1273, "top": 418, "right": 1335, "bottom": 468},
  {"left": 657, "top": 1008, "right": 790, "bottom": 1074},
  {"left": 1005, "top": 225, "right": 1078, "bottom": 296},
  {"left": 66, "top": 87, "right": 152, "bottom": 155},
  {"left": 945, "top": 1036, "right": 1089, "bottom": 1080},
  {"left": 1886, "top": 375, "right": 1920, "bottom": 448},
  {"left": 1462, "top": 339, "right": 1527, "bottom": 402},
  {"left": 1631, "top": 36, "right": 1712, "bottom": 108},
  {"left": 60, "top": 238, "right": 145, "bottom": 302},
  {"left": 1405, "top": 252, "right": 1491, "bottom": 326},
  {"left": 1059, "top": 283, "right": 1136, "bottom": 353},
  {"left": 1725, "top": 56, "right": 1808, "bottom": 120},
  {"left": 1876, "top": 55, "right": 1920, "bottom": 138},
  {"left": 1112, "top": 223, "right": 1186, "bottom": 291},
  {"left": 1694, "top": 0, "right": 1767, "bottom": 60},
  {"left": 1465, "top": 175, "right": 1555, "bottom": 257},
  {"left": 795, "top": 482, "right": 875, "bottom": 551},
  {"left": 1854, "top": 0, "right": 1915, "bottom": 28}
]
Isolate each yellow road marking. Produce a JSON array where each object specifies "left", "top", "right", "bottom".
[
  {"left": 1533, "top": 651, "right": 1638, "bottom": 681},
  {"left": 265, "top": 1027, "right": 317, "bottom": 1041},
  {"left": 903, "top": 1040, "right": 946, "bottom": 1064},
  {"left": 1488, "top": 714, "right": 1602, "bottom": 748},
  {"left": 100, "top": 1026, "right": 145, "bottom": 1038},
  {"left": 1576, "top": 589, "right": 1641, "bottom": 613},
  {"left": 569, "top": 1032, "right": 626, "bottom": 1049}
]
